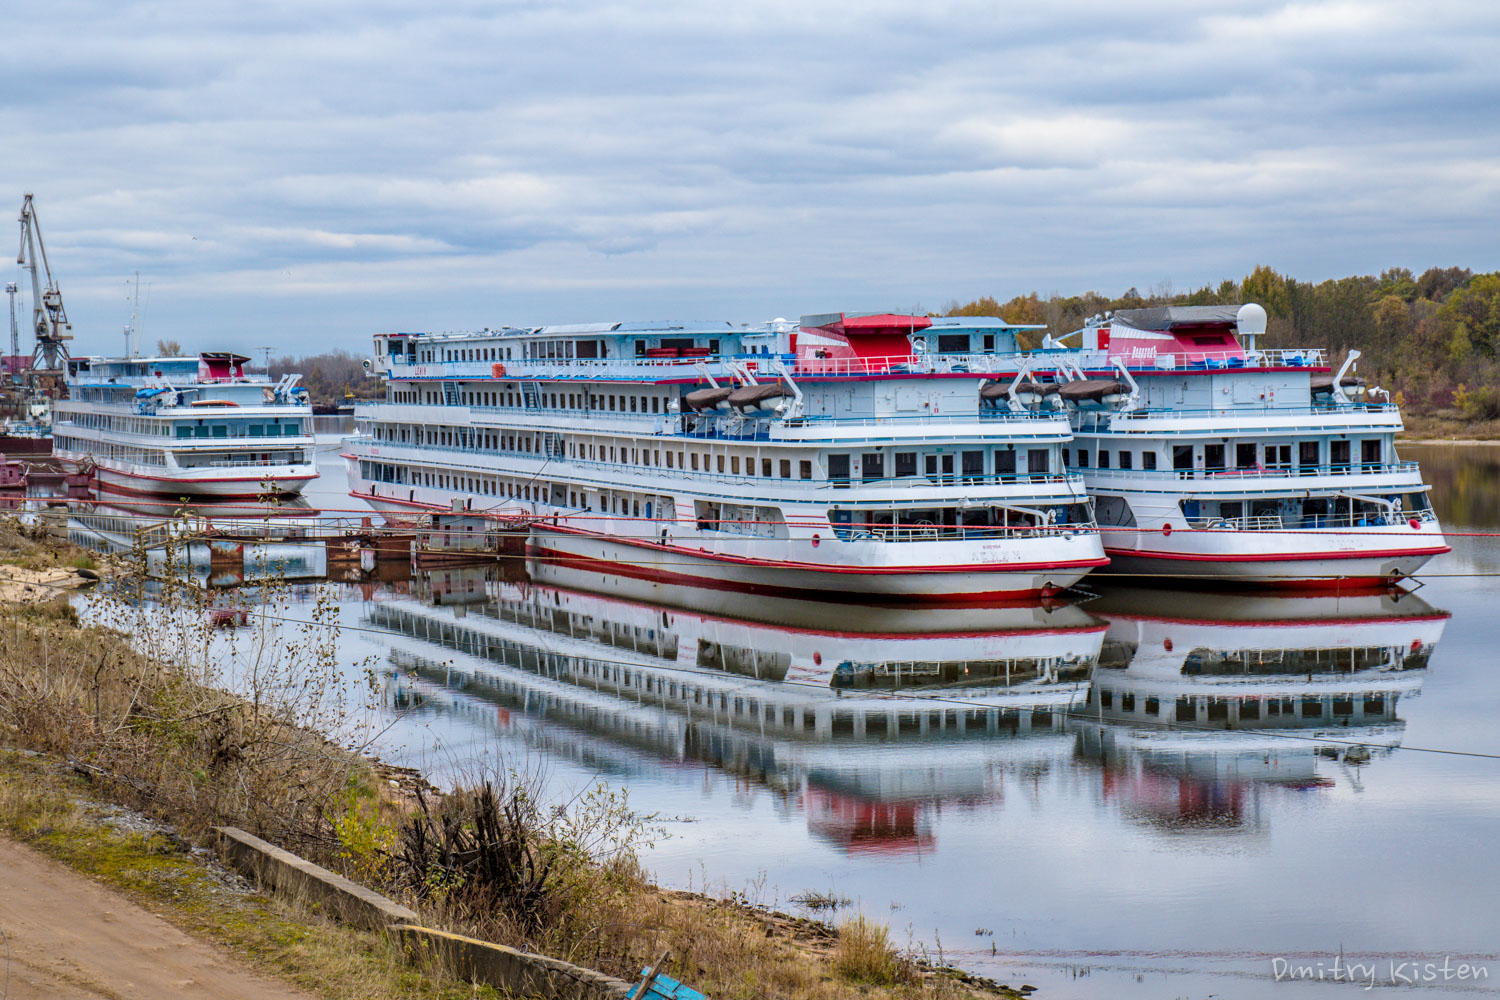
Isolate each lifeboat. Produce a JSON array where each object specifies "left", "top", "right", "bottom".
[
  {"left": 683, "top": 386, "right": 734, "bottom": 411},
  {"left": 980, "top": 380, "right": 1060, "bottom": 406},
  {"left": 1311, "top": 374, "right": 1366, "bottom": 397},
  {"left": 727, "top": 382, "right": 790, "bottom": 413},
  {"left": 190, "top": 399, "right": 241, "bottom": 407},
  {"left": 1058, "top": 379, "right": 1130, "bottom": 407}
]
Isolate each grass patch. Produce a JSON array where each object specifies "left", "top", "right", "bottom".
[
  {"left": 835, "top": 916, "right": 914, "bottom": 986},
  {"left": 0, "top": 749, "right": 499, "bottom": 1000}
]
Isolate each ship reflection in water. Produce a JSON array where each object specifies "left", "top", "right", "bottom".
[
  {"left": 372, "top": 562, "right": 1448, "bottom": 856},
  {"left": 1073, "top": 586, "right": 1447, "bottom": 835},
  {"left": 379, "top": 561, "right": 1107, "bottom": 856}
]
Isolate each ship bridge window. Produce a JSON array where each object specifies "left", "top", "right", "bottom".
[{"left": 937, "top": 334, "right": 969, "bottom": 354}]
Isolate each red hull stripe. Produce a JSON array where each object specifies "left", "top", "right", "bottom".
[
  {"left": 90, "top": 466, "right": 316, "bottom": 486},
  {"left": 531, "top": 547, "right": 1058, "bottom": 604},
  {"left": 1104, "top": 545, "right": 1451, "bottom": 563},
  {"left": 540, "top": 520, "right": 1108, "bottom": 575},
  {"left": 95, "top": 481, "right": 286, "bottom": 501},
  {"left": 1102, "top": 610, "right": 1451, "bottom": 627}
]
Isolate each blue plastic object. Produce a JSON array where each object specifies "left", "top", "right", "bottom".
[{"left": 636, "top": 970, "right": 709, "bottom": 1000}]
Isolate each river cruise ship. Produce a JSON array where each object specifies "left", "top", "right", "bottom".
[
  {"left": 1012, "top": 305, "right": 1448, "bottom": 586},
  {"left": 349, "top": 313, "right": 1106, "bottom": 600},
  {"left": 52, "top": 352, "right": 316, "bottom": 500}
]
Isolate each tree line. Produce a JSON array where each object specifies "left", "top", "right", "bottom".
[
  {"left": 268, "top": 350, "right": 381, "bottom": 405},
  {"left": 945, "top": 264, "right": 1500, "bottom": 420}
]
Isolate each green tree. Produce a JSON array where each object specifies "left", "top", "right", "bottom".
[
  {"left": 1241, "top": 265, "right": 1292, "bottom": 317},
  {"left": 1376, "top": 267, "right": 1417, "bottom": 302},
  {"left": 1439, "top": 273, "right": 1500, "bottom": 360}
]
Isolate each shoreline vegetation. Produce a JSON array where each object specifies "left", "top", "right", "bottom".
[{"left": 0, "top": 518, "right": 1025, "bottom": 1000}]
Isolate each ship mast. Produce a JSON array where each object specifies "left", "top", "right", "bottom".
[{"left": 16, "top": 193, "right": 72, "bottom": 372}]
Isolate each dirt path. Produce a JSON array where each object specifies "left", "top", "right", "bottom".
[{"left": 0, "top": 837, "right": 316, "bottom": 1000}]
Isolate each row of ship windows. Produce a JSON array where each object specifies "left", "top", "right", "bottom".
[
  {"left": 54, "top": 435, "right": 165, "bottom": 466},
  {"left": 1067, "top": 439, "right": 1385, "bottom": 471},
  {"left": 407, "top": 338, "right": 621, "bottom": 364},
  {"left": 390, "top": 386, "right": 665, "bottom": 413},
  {"left": 1093, "top": 688, "right": 1391, "bottom": 720},
  {"left": 65, "top": 413, "right": 173, "bottom": 437},
  {"left": 65, "top": 413, "right": 303, "bottom": 439}
]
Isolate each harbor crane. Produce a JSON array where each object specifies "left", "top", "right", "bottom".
[{"left": 17, "top": 193, "right": 72, "bottom": 372}]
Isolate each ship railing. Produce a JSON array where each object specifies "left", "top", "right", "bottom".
[
  {"left": 1184, "top": 507, "right": 1439, "bottom": 531},
  {"left": 362, "top": 402, "right": 1063, "bottom": 441},
  {"left": 831, "top": 519, "right": 1098, "bottom": 543},
  {"left": 379, "top": 352, "right": 1037, "bottom": 382},
  {"left": 1106, "top": 347, "right": 1328, "bottom": 370},
  {"left": 196, "top": 456, "right": 311, "bottom": 469},
  {"left": 1082, "top": 461, "right": 1422, "bottom": 482},
  {"left": 1071, "top": 403, "right": 1399, "bottom": 431}
]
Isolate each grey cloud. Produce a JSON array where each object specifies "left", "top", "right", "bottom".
[{"left": 3, "top": 0, "right": 1499, "bottom": 355}]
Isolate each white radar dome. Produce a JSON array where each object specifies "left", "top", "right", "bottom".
[{"left": 1236, "top": 302, "right": 1268, "bottom": 336}]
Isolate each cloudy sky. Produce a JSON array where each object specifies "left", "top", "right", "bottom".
[{"left": 3, "top": 0, "right": 1498, "bottom": 357}]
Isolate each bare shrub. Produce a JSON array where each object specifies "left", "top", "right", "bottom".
[{"left": 834, "top": 916, "right": 913, "bottom": 986}]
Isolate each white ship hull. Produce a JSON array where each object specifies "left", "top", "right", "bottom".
[
  {"left": 357, "top": 489, "right": 1105, "bottom": 601},
  {"left": 1098, "top": 523, "right": 1448, "bottom": 586},
  {"left": 528, "top": 526, "right": 1098, "bottom": 601},
  {"left": 88, "top": 461, "right": 316, "bottom": 500}
]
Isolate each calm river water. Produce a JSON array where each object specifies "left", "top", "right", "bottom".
[{"left": 78, "top": 441, "right": 1500, "bottom": 998}]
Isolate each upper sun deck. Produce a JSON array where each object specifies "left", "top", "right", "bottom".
[
  {"left": 62, "top": 352, "right": 310, "bottom": 412},
  {"left": 370, "top": 313, "right": 1049, "bottom": 384},
  {"left": 67, "top": 352, "right": 270, "bottom": 387}
]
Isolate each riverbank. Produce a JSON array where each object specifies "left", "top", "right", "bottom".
[
  {"left": 0, "top": 523, "right": 1024, "bottom": 1000},
  {"left": 1397, "top": 412, "right": 1500, "bottom": 442}
]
